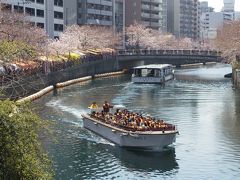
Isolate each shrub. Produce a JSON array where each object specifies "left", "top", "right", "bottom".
[{"left": 0, "top": 100, "right": 54, "bottom": 179}]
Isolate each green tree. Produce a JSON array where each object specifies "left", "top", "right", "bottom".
[
  {"left": 0, "top": 40, "right": 37, "bottom": 62},
  {"left": 0, "top": 100, "right": 54, "bottom": 179}
]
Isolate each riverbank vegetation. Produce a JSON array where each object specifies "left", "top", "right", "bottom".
[
  {"left": 0, "top": 5, "right": 54, "bottom": 179},
  {"left": 215, "top": 20, "right": 240, "bottom": 69},
  {"left": 0, "top": 100, "right": 54, "bottom": 179},
  {"left": 125, "top": 22, "right": 211, "bottom": 50}
]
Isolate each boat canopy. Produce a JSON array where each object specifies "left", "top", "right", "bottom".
[{"left": 133, "top": 64, "right": 172, "bottom": 70}]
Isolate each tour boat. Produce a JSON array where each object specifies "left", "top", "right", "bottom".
[
  {"left": 82, "top": 105, "right": 178, "bottom": 150},
  {"left": 132, "top": 64, "right": 174, "bottom": 84}
]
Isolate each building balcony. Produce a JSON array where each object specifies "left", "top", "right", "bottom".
[
  {"left": 150, "top": 22, "right": 160, "bottom": 27},
  {"left": 141, "top": 0, "right": 151, "bottom": 3},
  {"left": 141, "top": 12, "right": 151, "bottom": 18},
  {"left": 87, "top": 19, "right": 112, "bottom": 26},
  {"left": 141, "top": 21, "right": 150, "bottom": 26},
  {"left": 141, "top": 4, "right": 151, "bottom": 10},
  {"left": 151, "top": 13, "right": 160, "bottom": 19},
  {"left": 87, "top": 8, "right": 101, "bottom": 14},
  {"left": 87, "top": 0, "right": 113, "bottom": 6},
  {"left": 150, "top": 0, "right": 161, "bottom": 4},
  {"left": 151, "top": 5, "right": 160, "bottom": 12},
  {"left": 101, "top": 10, "right": 113, "bottom": 16}
]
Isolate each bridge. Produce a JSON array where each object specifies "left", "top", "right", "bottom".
[{"left": 116, "top": 49, "right": 222, "bottom": 69}]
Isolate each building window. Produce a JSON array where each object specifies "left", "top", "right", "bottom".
[
  {"left": 36, "top": 9, "right": 44, "bottom": 17},
  {"left": 36, "top": 22, "right": 44, "bottom": 28},
  {"left": 25, "top": 7, "right": 35, "bottom": 16},
  {"left": 30, "top": 22, "right": 35, "bottom": 27},
  {"left": 54, "top": 11, "right": 63, "bottom": 19},
  {"left": 54, "top": 24, "right": 63, "bottom": 31},
  {"left": 28, "top": 0, "right": 35, "bottom": 3},
  {"left": 36, "top": 0, "right": 44, "bottom": 4},
  {"left": 14, "top": 5, "right": 24, "bottom": 13},
  {"left": 54, "top": 0, "right": 63, "bottom": 7}
]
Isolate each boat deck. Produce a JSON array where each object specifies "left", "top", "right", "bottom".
[{"left": 84, "top": 110, "right": 177, "bottom": 135}]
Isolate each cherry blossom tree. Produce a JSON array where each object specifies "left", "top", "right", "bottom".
[
  {"left": 126, "top": 22, "right": 152, "bottom": 49},
  {"left": 0, "top": 5, "right": 48, "bottom": 61},
  {"left": 126, "top": 22, "right": 215, "bottom": 51},
  {"left": 215, "top": 20, "right": 240, "bottom": 67},
  {"left": 47, "top": 25, "right": 118, "bottom": 57}
]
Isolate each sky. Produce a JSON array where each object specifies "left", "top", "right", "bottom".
[{"left": 199, "top": 0, "right": 240, "bottom": 12}]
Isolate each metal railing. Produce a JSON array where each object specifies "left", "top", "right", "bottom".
[{"left": 117, "top": 49, "right": 221, "bottom": 56}]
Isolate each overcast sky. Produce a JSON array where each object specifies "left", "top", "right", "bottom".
[{"left": 199, "top": 0, "right": 240, "bottom": 12}]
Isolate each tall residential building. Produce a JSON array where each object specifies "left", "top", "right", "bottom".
[
  {"left": 65, "top": 0, "right": 125, "bottom": 48},
  {"left": 223, "top": 0, "right": 235, "bottom": 12},
  {"left": 125, "top": 0, "right": 167, "bottom": 31},
  {"left": 77, "top": 0, "right": 114, "bottom": 26},
  {"left": 2, "top": 0, "right": 64, "bottom": 38},
  {"left": 222, "top": 0, "right": 235, "bottom": 20},
  {"left": 1, "top": 0, "right": 125, "bottom": 40},
  {"left": 64, "top": 0, "right": 125, "bottom": 30},
  {"left": 113, "top": 0, "right": 125, "bottom": 48},
  {"left": 167, "top": 0, "right": 200, "bottom": 40},
  {"left": 200, "top": 1, "right": 214, "bottom": 14},
  {"left": 199, "top": 0, "right": 237, "bottom": 40}
]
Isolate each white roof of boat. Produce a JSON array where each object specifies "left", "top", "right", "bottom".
[{"left": 133, "top": 64, "right": 172, "bottom": 69}]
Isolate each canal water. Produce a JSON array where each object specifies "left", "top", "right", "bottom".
[{"left": 35, "top": 63, "right": 240, "bottom": 179}]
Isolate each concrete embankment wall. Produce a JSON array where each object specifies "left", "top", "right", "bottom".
[
  {"left": 17, "top": 70, "right": 125, "bottom": 103},
  {"left": 233, "top": 69, "right": 240, "bottom": 87},
  {"left": 47, "top": 57, "right": 118, "bottom": 86},
  {"left": 4, "top": 57, "right": 119, "bottom": 100}
]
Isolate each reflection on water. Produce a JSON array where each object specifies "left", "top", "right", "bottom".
[
  {"left": 112, "top": 147, "right": 178, "bottom": 172},
  {"left": 35, "top": 63, "right": 240, "bottom": 179}
]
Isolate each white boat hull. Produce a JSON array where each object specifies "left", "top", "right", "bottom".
[
  {"left": 132, "top": 74, "right": 174, "bottom": 84},
  {"left": 82, "top": 114, "right": 177, "bottom": 149}
]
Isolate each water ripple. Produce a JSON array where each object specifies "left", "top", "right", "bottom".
[{"left": 35, "top": 64, "right": 240, "bottom": 179}]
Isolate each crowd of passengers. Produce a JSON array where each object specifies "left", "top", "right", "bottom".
[{"left": 90, "top": 108, "right": 175, "bottom": 132}]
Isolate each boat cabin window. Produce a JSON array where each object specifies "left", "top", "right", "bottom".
[
  {"left": 134, "top": 69, "right": 142, "bottom": 77},
  {"left": 134, "top": 65, "right": 172, "bottom": 77},
  {"left": 155, "top": 69, "right": 161, "bottom": 77},
  {"left": 141, "top": 69, "right": 155, "bottom": 77},
  {"left": 134, "top": 68, "right": 163, "bottom": 77}
]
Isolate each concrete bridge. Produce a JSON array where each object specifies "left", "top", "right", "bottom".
[{"left": 117, "top": 49, "right": 222, "bottom": 69}]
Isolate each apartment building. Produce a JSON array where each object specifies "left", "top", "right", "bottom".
[
  {"left": 200, "top": 0, "right": 236, "bottom": 40},
  {"left": 125, "top": 0, "right": 167, "bottom": 31},
  {"left": 64, "top": 0, "right": 125, "bottom": 48},
  {"left": 64, "top": 0, "right": 125, "bottom": 31},
  {"left": 167, "top": 0, "right": 200, "bottom": 40},
  {"left": 223, "top": 0, "right": 235, "bottom": 12},
  {"left": 77, "top": 0, "right": 113, "bottom": 26},
  {"left": 200, "top": 1, "right": 214, "bottom": 14},
  {"left": 2, "top": 0, "right": 64, "bottom": 38}
]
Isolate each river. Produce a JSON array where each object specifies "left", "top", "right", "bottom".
[{"left": 34, "top": 63, "right": 240, "bottom": 179}]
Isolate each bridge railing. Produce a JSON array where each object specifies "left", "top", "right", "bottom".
[{"left": 117, "top": 49, "right": 221, "bottom": 56}]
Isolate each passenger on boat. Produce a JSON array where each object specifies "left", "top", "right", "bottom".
[
  {"left": 89, "top": 102, "right": 99, "bottom": 109},
  {"left": 103, "top": 101, "right": 112, "bottom": 113},
  {"left": 90, "top": 108, "right": 175, "bottom": 132}
]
